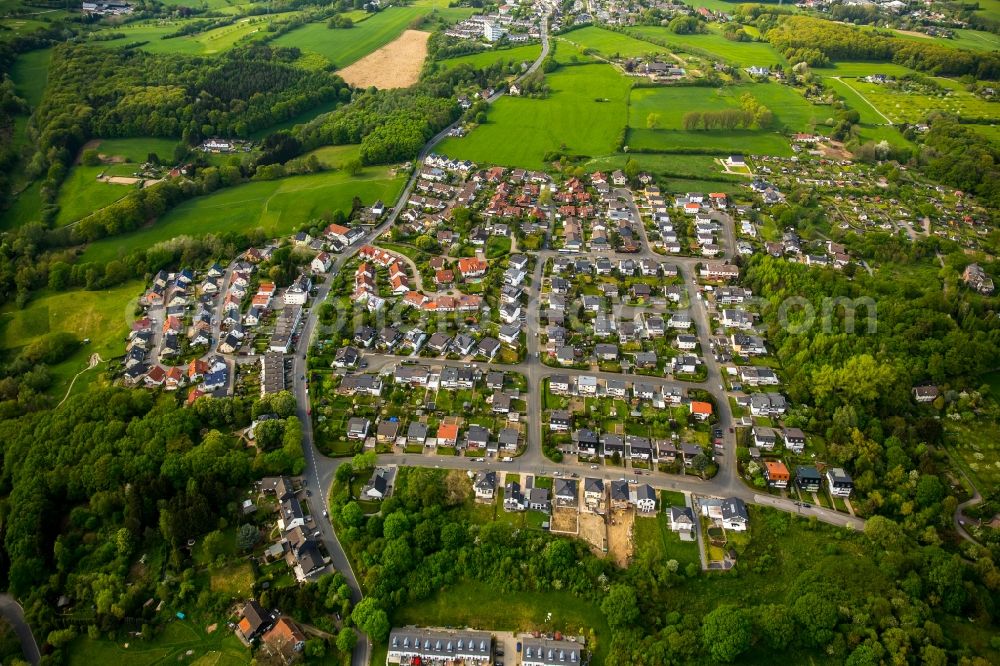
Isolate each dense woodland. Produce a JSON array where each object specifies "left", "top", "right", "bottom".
[{"left": 0, "top": 387, "right": 308, "bottom": 662}]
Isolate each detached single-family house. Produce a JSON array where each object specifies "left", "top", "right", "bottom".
[{"left": 669, "top": 505, "right": 696, "bottom": 532}]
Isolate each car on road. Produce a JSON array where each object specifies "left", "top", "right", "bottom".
[
  {"left": 322, "top": 510, "right": 328, "bottom": 517},
  {"left": 590, "top": 465, "right": 598, "bottom": 469}
]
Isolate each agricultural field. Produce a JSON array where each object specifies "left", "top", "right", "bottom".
[
  {"left": 68, "top": 620, "right": 249, "bottom": 666},
  {"left": 437, "top": 43, "right": 541, "bottom": 70},
  {"left": 81, "top": 168, "right": 406, "bottom": 263},
  {"left": 336, "top": 29, "right": 430, "bottom": 89},
  {"left": 0, "top": 280, "right": 142, "bottom": 399},
  {"left": 629, "top": 24, "right": 785, "bottom": 67},
  {"left": 274, "top": 0, "right": 471, "bottom": 68},
  {"left": 87, "top": 137, "right": 182, "bottom": 163},
  {"left": 584, "top": 153, "right": 742, "bottom": 183},
  {"left": 437, "top": 63, "right": 631, "bottom": 170},
  {"left": 558, "top": 25, "right": 673, "bottom": 58}
]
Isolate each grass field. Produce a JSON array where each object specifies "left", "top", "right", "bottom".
[
  {"left": 274, "top": 0, "right": 470, "bottom": 68},
  {"left": 90, "top": 137, "right": 181, "bottom": 163},
  {"left": 821, "top": 61, "right": 915, "bottom": 78},
  {"left": 0, "top": 280, "right": 141, "bottom": 399},
  {"left": 559, "top": 25, "right": 673, "bottom": 58},
  {"left": 249, "top": 99, "right": 339, "bottom": 139},
  {"left": 9, "top": 48, "right": 51, "bottom": 107},
  {"left": 438, "top": 64, "right": 631, "bottom": 170},
  {"left": 55, "top": 166, "right": 136, "bottom": 226},
  {"left": 68, "top": 620, "right": 249, "bottom": 666},
  {"left": 584, "top": 153, "right": 741, "bottom": 182},
  {"left": 438, "top": 43, "right": 541, "bottom": 70},
  {"left": 823, "top": 77, "right": 889, "bottom": 125},
  {"left": 630, "top": 24, "right": 785, "bottom": 67},
  {"left": 628, "top": 127, "right": 792, "bottom": 155},
  {"left": 81, "top": 168, "right": 406, "bottom": 263},
  {"left": 303, "top": 143, "right": 363, "bottom": 168},
  {"left": 395, "top": 580, "right": 611, "bottom": 665},
  {"left": 629, "top": 82, "right": 829, "bottom": 133}
]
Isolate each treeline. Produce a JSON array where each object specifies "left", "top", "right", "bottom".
[
  {"left": 681, "top": 92, "right": 773, "bottom": 130},
  {"left": 766, "top": 15, "right": 1000, "bottom": 78}
]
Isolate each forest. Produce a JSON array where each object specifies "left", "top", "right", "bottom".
[
  {"left": 765, "top": 15, "right": 1000, "bottom": 78},
  {"left": 0, "top": 386, "right": 306, "bottom": 662}
]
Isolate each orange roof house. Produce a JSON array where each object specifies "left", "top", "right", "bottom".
[
  {"left": 690, "top": 401, "right": 713, "bottom": 419},
  {"left": 764, "top": 460, "right": 790, "bottom": 486},
  {"left": 262, "top": 618, "right": 306, "bottom": 660},
  {"left": 437, "top": 423, "right": 459, "bottom": 446}
]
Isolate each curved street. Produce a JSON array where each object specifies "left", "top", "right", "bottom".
[
  {"left": 289, "top": 10, "right": 864, "bottom": 665},
  {"left": 0, "top": 595, "right": 40, "bottom": 666}
]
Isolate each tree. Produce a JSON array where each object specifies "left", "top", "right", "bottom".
[
  {"left": 646, "top": 113, "right": 661, "bottom": 129},
  {"left": 624, "top": 158, "right": 639, "bottom": 184},
  {"left": 81, "top": 149, "right": 100, "bottom": 166},
  {"left": 383, "top": 511, "right": 410, "bottom": 540},
  {"left": 701, "top": 605, "right": 751, "bottom": 662},
  {"left": 337, "top": 629, "right": 358, "bottom": 653},
  {"left": 352, "top": 598, "right": 390, "bottom": 642},
  {"left": 341, "top": 502, "right": 364, "bottom": 528},
  {"left": 601, "top": 584, "right": 639, "bottom": 629},
  {"left": 754, "top": 604, "right": 794, "bottom": 649},
  {"left": 344, "top": 158, "right": 363, "bottom": 176},
  {"left": 237, "top": 524, "right": 260, "bottom": 550}
]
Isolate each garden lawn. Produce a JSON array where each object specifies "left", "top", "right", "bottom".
[
  {"left": 54, "top": 166, "right": 136, "bottom": 226},
  {"left": 559, "top": 25, "right": 673, "bottom": 58},
  {"left": 438, "top": 64, "right": 630, "bottom": 170},
  {"left": 0, "top": 280, "right": 142, "bottom": 398},
  {"left": 438, "top": 43, "right": 541, "bottom": 70},
  {"left": 68, "top": 620, "right": 249, "bottom": 666},
  {"left": 80, "top": 168, "right": 406, "bottom": 263},
  {"left": 629, "top": 24, "right": 785, "bottom": 67},
  {"left": 633, "top": 511, "right": 700, "bottom": 569},
  {"left": 394, "top": 580, "right": 611, "bottom": 665}
]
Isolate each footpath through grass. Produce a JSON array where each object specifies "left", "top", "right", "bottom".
[{"left": 81, "top": 168, "right": 406, "bottom": 264}]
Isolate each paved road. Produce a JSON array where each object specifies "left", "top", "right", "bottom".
[
  {"left": 291, "top": 13, "right": 554, "bottom": 666},
  {"left": 0, "top": 595, "right": 40, "bottom": 666}
]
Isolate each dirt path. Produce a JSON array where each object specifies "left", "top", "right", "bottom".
[
  {"left": 338, "top": 30, "right": 430, "bottom": 89},
  {"left": 57, "top": 353, "right": 103, "bottom": 408}
]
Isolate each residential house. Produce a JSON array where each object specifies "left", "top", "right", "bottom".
[
  {"left": 763, "top": 460, "right": 790, "bottom": 488},
  {"left": 632, "top": 484, "right": 656, "bottom": 513},
  {"left": 796, "top": 465, "right": 822, "bottom": 493},
  {"left": 669, "top": 506, "right": 696, "bottom": 532},
  {"left": 827, "top": 468, "right": 854, "bottom": 497},
  {"left": 474, "top": 471, "right": 498, "bottom": 500}
]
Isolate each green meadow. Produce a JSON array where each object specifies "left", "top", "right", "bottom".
[
  {"left": 81, "top": 168, "right": 406, "bottom": 263},
  {"left": 559, "top": 25, "right": 673, "bottom": 58},
  {"left": 274, "top": 0, "right": 471, "bottom": 68},
  {"left": 835, "top": 76, "right": 997, "bottom": 125},
  {"left": 823, "top": 77, "right": 889, "bottom": 125},
  {"left": 55, "top": 167, "right": 136, "bottom": 227},
  {"left": 91, "top": 137, "right": 181, "bottom": 163},
  {"left": 584, "top": 153, "right": 740, "bottom": 182},
  {"left": 9, "top": 48, "right": 51, "bottom": 107},
  {"left": 630, "top": 24, "right": 785, "bottom": 67},
  {"left": 438, "top": 63, "right": 631, "bottom": 170},
  {"left": 0, "top": 280, "right": 142, "bottom": 399},
  {"left": 627, "top": 127, "right": 792, "bottom": 155},
  {"left": 438, "top": 43, "right": 541, "bottom": 70}
]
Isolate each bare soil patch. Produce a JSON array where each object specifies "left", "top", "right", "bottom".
[
  {"left": 337, "top": 30, "right": 430, "bottom": 90},
  {"left": 578, "top": 512, "right": 607, "bottom": 556},
  {"left": 607, "top": 508, "right": 635, "bottom": 567},
  {"left": 550, "top": 506, "right": 579, "bottom": 535}
]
